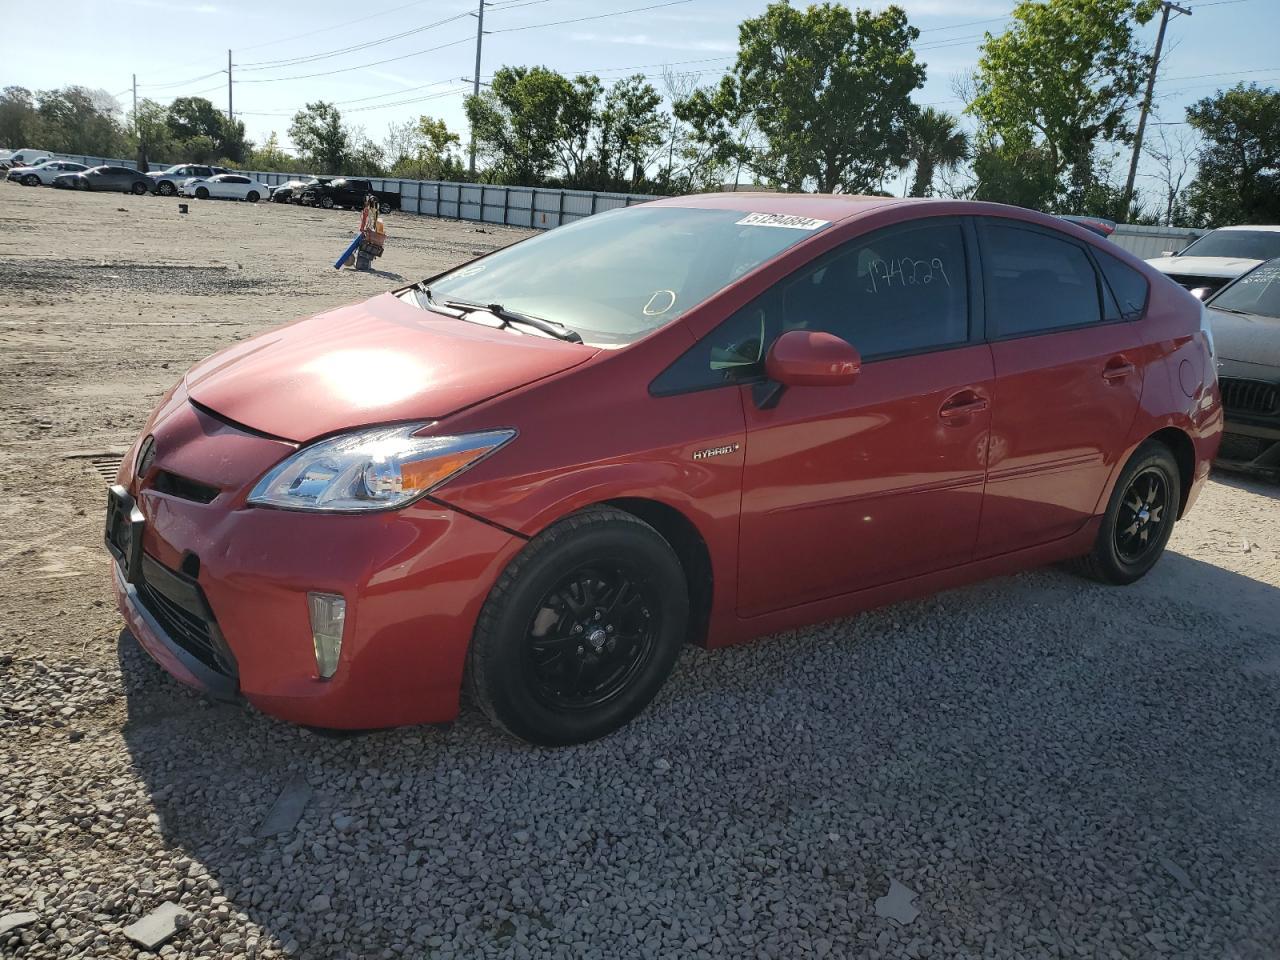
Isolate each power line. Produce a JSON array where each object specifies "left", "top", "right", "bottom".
[
  {"left": 237, "top": 11, "right": 472, "bottom": 70},
  {"left": 237, "top": 0, "right": 450, "bottom": 54},
  {"left": 137, "top": 69, "right": 224, "bottom": 90},
  {"left": 486, "top": 0, "right": 695, "bottom": 36},
  {"left": 234, "top": 35, "right": 474, "bottom": 83}
]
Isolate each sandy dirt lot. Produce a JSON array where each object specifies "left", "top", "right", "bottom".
[{"left": 0, "top": 184, "right": 1278, "bottom": 960}]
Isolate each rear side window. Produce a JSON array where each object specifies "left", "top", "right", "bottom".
[
  {"left": 1095, "top": 250, "right": 1149, "bottom": 319},
  {"left": 981, "top": 223, "right": 1102, "bottom": 336}
]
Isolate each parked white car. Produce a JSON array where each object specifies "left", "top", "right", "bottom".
[
  {"left": 1146, "top": 225, "right": 1280, "bottom": 297},
  {"left": 6, "top": 159, "right": 89, "bottom": 186},
  {"left": 180, "top": 173, "right": 270, "bottom": 202}
]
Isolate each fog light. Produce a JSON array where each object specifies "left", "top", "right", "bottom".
[{"left": 307, "top": 592, "right": 346, "bottom": 680}]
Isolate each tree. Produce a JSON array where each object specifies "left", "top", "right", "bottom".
[
  {"left": 129, "top": 98, "right": 175, "bottom": 169},
  {"left": 384, "top": 116, "right": 463, "bottom": 181},
  {"left": 972, "top": 131, "right": 1058, "bottom": 209},
  {"left": 1184, "top": 84, "right": 1280, "bottom": 226},
  {"left": 37, "top": 86, "right": 126, "bottom": 156},
  {"left": 247, "top": 132, "right": 296, "bottom": 171},
  {"left": 678, "top": 2, "right": 924, "bottom": 193},
  {"left": 289, "top": 101, "right": 350, "bottom": 172},
  {"left": 465, "top": 66, "right": 600, "bottom": 185},
  {"left": 1142, "top": 123, "right": 1200, "bottom": 226},
  {"left": 968, "top": 0, "right": 1158, "bottom": 208},
  {"left": 597, "top": 75, "right": 666, "bottom": 190},
  {"left": 0, "top": 86, "right": 40, "bottom": 147},
  {"left": 906, "top": 107, "right": 969, "bottom": 196}
]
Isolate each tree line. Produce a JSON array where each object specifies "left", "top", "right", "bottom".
[{"left": 2, "top": 0, "right": 1277, "bottom": 226}]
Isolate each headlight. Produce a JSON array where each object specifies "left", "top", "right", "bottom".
[{"left": 247, "top": 423, "right": 514, "bottom": 512}]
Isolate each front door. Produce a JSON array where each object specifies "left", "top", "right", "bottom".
[
  {"left": 733, "top": 217, "right": 993, "bottom": 617},
  {"left": 973, "top": 219, "right": 1145, "bottom": 557}
]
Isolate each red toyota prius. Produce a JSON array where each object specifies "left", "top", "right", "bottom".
[{"left": 106, "top": 195, "right": 1222, "bottom": 745}]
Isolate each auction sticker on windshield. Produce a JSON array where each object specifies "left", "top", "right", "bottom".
[{"left": 736, "top": 212, "right": 830, "bottom": 230}]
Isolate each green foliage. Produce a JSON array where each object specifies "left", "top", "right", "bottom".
[
  {"left": 972, "top": 133, "right": 1058, "bottom": 208},
  {"left": 597, "top": 75, "right": 667, "bottom": 190},
  {"left": 906, "top": 108, "right": 969, "bottom": 197},
  {"left": 247, "top": 132, "right": 296, "bottom": 171},
  {"left": 0, "top": 86, "right": 41, "bottom": 147},
  {"left": 0, "top": 85, "right": 129, "bottom": 156},
  {"left": 384, "top": 116, "right": 464, "bottom": 181},
  {"left": 288, "top": 101, "right": 351, "bottom": 173},
  {"left": 164, "top": 96, "right": 246, "bottom": 163},
  {"left": 968, "top": 0, "right": 1157, "bottom": 209},
  {"left": 1184, "top": 84, "right": 1280, "bottom": 226},
  {"left": 677, "top": 2, "right": 924, "bottom": 193}
]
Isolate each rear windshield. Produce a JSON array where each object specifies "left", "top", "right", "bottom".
[
  {"left": 1178, "top": 230, "right": 1280, "bottom": 260},
  {"left": 427, "top": 206, "right": 830, "bottom": 346}
]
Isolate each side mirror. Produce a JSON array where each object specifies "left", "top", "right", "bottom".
[{"left": 756, "top": 330, "right": 861, "bottom": 409}]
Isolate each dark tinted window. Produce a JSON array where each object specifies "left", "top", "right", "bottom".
[
  {"left": 982, "top": 223, "right": 1101, "bottom": 336},
  {"left": 652, "top": 219, "right": 970, "bottom": 395},
  {"left": 1095, "top": 249, "right": 1149, "bottom": 319},
  {"left": 1179, "top": 229, "right": 1280, "bottom": 260}
]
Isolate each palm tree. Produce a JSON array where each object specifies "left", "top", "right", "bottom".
[{"left": 906, "top": 108, "right": 970, "bottom": 197}]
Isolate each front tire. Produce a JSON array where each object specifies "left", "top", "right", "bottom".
[
  {"left": 468, "top": 507, "right": 689, "bottom": 746},
  {"left": 22, "top": 174, "right": 39, "bottom": 186},
  {"left": 131, "top": 181, "right": 148, "bottom": 195},
  {"left": 378, "top": 201, "right": 392, "bottom": 214},
  {"left": 247, "top": 190, "right": 260, "bottom": 202},
  {"left": 157, "top": 180, "right": 176, "bottom": 196},
  {"left": 320, "top": 195, "right": 334, "bottom": 209},
  {"left": 195, "top": 186, "right": 209, "bottom": 200},
  {"left": 1073, "top": 440, "right": 1181, "bottom": 585}
]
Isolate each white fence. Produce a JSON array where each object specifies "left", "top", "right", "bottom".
[{"left": 37, "top": 153, "right": 1212, "bottom": 244}]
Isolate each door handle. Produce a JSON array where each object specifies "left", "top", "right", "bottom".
[
  {"left": 1102, "top": 357, "right": 1136, "bottom": 381},
  {"left": 939, "top": 393, "right": 989, "bottom": 423}
]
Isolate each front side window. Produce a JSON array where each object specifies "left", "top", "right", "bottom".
[
  {"left": 981, "top": 223, "right": 1102, "bottom": 337},
  {"left": 428, "top": 206, "right": 831, "bottom": 347},
  {"left": 651, "top": 218, "right": 970, "bottom": 394}
]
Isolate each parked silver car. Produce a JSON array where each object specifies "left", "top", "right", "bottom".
[
  {"left": 7, "top": 159, "right": 88, "bottom": 186},
  {"left": 148, "top": 163, "right": 229, "bottom": 196},
  {"left": 52, "top": 165, "right": 152, "bottom": 194}
]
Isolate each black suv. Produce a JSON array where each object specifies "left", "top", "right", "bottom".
[{"left": 300, "top": 177, "right": 400, "bottom": 213}]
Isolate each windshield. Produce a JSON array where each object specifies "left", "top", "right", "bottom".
[
  {"left": 1178, "top": 230, "right": 1280, "bottom": 260},
  {"left": 426, "top": 206, "right": 830, "bottom": 346},
  {"left": 1210, "top": 259, "right": 1280, "bottom": 318}
]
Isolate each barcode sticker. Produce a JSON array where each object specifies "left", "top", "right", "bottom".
[{"left": 736, "top": 212, "right": 830, "bottom": 230}]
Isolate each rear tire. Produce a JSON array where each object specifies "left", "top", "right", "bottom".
[
  {"left": 378, "top": 201, "right": 391, "bottom": 214},
  {"left": 158, "top": 181, "right": 176, "bottom": 196},
  {"left": 246, "top": 191, "right": 259, "bottom": 203},
  {"left": 1072, "top": 440, "right": 1181, "bottom": 585},
  {"left": 131, "top": 181, "right": 147, "bottom": 195},
  {"left": 468, "top": 507, "right": 689, "bottom": 746},
  {"left": 320, "top": 195, "right": 334, "bottom": 209}
]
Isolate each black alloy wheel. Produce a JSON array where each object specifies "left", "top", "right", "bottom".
[
  {"left": 1114, "top": 467, "right": 1169, "bottom": 564},
  {"left": 1072, "top": 439, "right": 1180, "bottom": 585},
  {"left": 525, "top": 563, "right": 660, "bottom": 711},
  {"left": 469, "top": 507, "right": 689, "bottom": 746}
]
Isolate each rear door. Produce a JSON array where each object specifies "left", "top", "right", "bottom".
[
  {"left": 974, "top": 219, "right": 1145, "bottom": 557},
  {"left": 732, "top": 217, "right": 993, "bottom": 615}
]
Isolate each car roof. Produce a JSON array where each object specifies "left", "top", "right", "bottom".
[{"left": 1215, "top": 224, "right": 1280, "bottom": 232}]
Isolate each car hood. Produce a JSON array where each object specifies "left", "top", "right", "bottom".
[
  {"left": 1146, "top": 255, "right": 1263, "bottom": 279},
  {"left": 184, "top": 292, "right": 596, "bottom": 442},
  {"left": 1207, "top": 306, "right": 1280, "bottom": 368}
]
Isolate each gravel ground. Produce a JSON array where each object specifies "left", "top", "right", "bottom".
[{"left": 1, "top": 184, "right": 1279, "bottom": 960}]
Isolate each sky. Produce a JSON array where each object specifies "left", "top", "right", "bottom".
[{"left": 2, "top": 0, "right": 1278, "bottom": 197}]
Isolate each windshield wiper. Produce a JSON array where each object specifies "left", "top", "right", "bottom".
[{"left": 413, "top": 285, "right": 582, "bottom": 343}]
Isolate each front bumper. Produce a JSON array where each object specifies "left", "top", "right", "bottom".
[{"left": 111, "top": 396, "right": 523, "bottom": 728}]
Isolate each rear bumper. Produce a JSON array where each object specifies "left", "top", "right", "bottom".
[{"left": 1216, "top": 419, "right": 1280, "bottom": 477}]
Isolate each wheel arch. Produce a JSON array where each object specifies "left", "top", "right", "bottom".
[
  {"left": 603, "top": 497, "right": 714, "bottom": 647},
  {"left": 1145, "top": 426, "right": 1196, "bottom": 520}
]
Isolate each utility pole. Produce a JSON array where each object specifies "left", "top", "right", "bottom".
[
  {"left": 133, "top": 73, "right": 143, "bottom": 171},
  {"left": 1122, "top": 1, "right": 1190, "bottom": 211},
  {"left": 227, "top": 49, "right": 233, "bottom": 121},
  {"left": 132, "top": 74, "right": 138, "bottom": 127},
  {"left": 468, "top": 0, "right": 485, "bottom": 176}
]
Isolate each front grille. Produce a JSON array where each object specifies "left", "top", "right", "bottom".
[
  {"left": 1219, "top": 378, "right": 1280, "bottom": 417},
  {"left": 136, "top": 553, "right": 237, "bottom": 678},
  {"left": 1168, "top": 274, "right": 1230, "bottom": 295},
  {"left": 151, "top": 470, "right": 220, "bottom": 504}
]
